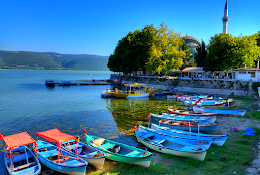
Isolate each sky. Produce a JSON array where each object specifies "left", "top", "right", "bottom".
[{"left": 1, "top": 0, "right": 259, "bottom": 56}]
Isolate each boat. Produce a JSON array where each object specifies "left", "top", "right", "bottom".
[
  {"left": 105, "top": 82, "right": 161, "bottom": 98},
  {"left": 60, "top": 130, "right": 106, "bottom": 169},
  {"left": 35, "top": 129, "right": 88, "bottom": 175},
  {"left": 0, "top": 132, "right": 41, "bottom": 175},
  {"left": 184, "top": 99, "right": 227, "bottom": 107},
  {"left": 158, "top": 119, "right": 218, "bottom": 132},
  {"left": 85, "top": 132, "right": 152, "bottom": 168},
  {"left": 138, "top": 125, "right": 213, "bottom": 149},
  {"left": 161, "top": 112, "right": 216, "bottom": 124},
  {"left": 167, "top": 107, "right": 217, "bottom": 117},
  {"left": 135, "top": 130, "right": 207, "bottom": 161},
  {"left": 193, "top": 106, "right": 247, "bottom": 116},
  {"left": 45, "top": 79, "right": 55, "bottom": 87},
  {"left": 166, "top": 94, "right": 211, "bottom": 101},
  {"left": 148, "top": 113, "right": 211, "bottom": 124},
  {"left": 151, "top": 124, "right": 228, "bottom": 146}
]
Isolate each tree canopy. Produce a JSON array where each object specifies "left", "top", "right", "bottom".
[
  {"left": 107, "top": 23, "right": 185, "bottom": 74},
  {"left": 204, "top": 33, "right": 260, "bottom": 71}
]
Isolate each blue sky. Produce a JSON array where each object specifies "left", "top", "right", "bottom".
[{"left": 1, "top": 0, "right": 259, "bottom": 56}]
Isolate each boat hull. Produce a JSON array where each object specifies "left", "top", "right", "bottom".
[
  {"left": 135, "top": 131, "right": 207, "bottom": 161},
  {"left": 193, "top": 106, "right": 247, "bottom": 116},
  {"left": 107, "top": 88, "right": 160, "bottom": 98},
  {"left": 85, "top": 135, "right": 152, "bottom": 168},
  {"left": 152, "top": 124, "right": 228, "bottom": 146},
  {"left": 5, "top": 146, "right": 41, "bottom": 175},
  {"left": 35, "top": 140, "right": 87, "bottom": 175}
]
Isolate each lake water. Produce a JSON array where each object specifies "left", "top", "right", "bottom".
[{"left": 0, "top": 70, "right": 168, "bottom": 173}]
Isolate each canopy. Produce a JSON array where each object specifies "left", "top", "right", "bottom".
[
  {"left": 0, "top": 132, "right": 36, "bottom": 150},
  {"left": 36, "top": 128, "right": 77, "bottom": 144}
]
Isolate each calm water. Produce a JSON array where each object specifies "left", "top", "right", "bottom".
[{"left": 0, "top": 70, "right": 169, "bottom": 173}]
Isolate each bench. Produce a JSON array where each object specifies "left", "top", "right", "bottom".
[{"left": 101, "top": 142, "right": 116, "bottom": 149}]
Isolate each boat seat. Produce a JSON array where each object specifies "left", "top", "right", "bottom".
[
  {"left": 153, "top": 139, "right": 166, "bottom": 145},
  {"left": 142, "top": 133, "right": 154, "bottom": 139},
  {"left": 125, "top": 150, "right": 141, "bottom": 157},
  {"left": 60, "top": 159, "right": 83, "bottom": 166},
  {"left": 6, "top": 152, "right": 33, "bottom": 164},
  {"left": 39, "top": 150, "right": 59, "bottom": 158},
  {"left": 101, "top": 142, "right": 116, "bottom": 150},
  {"left": 87, "top": 151, "right": 99, "bottom": 156}
]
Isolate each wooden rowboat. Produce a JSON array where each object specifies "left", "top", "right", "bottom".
[
  {"left": 151, "top": 124, "right": 228, "bottom": 146},
  {"left": 85, "top": 134, "right": 152, "bottom": 168},
  {"left": 135, "top": 130, "right": 207, "bottom": 161},
  {"left": 158, "top": 119, "right": 218, "bottom": 132},
  {"left": 0, "top": 132, "right": 41, "bottom": 175},
  {"left": 138, "top": 125, "right": 213, "bottom": 149},
  {"left": 35, "top": 129, "right": 88, "bottom": 175}
]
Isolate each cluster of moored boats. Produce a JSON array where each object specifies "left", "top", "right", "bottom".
[{"left": 0, "top": 94, "right": 247, "bottom": 174}]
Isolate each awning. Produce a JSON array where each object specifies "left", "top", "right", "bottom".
[
  {"left": 181, "top": 67, "right": 204, "bottom": 72},
  {"left": 0, "top": 132, "right": 36, "bottom": 150},
  {"left": 36, "top": 128, "right": 77, "bottom": 144}
]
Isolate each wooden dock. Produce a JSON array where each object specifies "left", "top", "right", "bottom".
[{"left": 45, "top": 79, "right": 111, "bottom": 87}]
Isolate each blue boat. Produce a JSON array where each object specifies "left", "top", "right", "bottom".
[
  {"left": 138, "top": 125, "right": 213, "bottom": 149},
  {"left": 193, "top": 106, "right": 247, "bottom": 116},
  {"left": 152, "top": 124, "right": 228, "bottom": 146},
  {"left": 135, "top": 131, "right": 207, "bottom": 161},
  {"left": 149, "top": 113, "right": 210, "bottom": 124},
  {"left": 157, "top": 119, "right": 218, "bottom": 132},
  {"left": 35, "top": 129, "right": 88, "bottom": 175},
  {"left": 0, "top": 132, "right": 41, "bottom": 175}
]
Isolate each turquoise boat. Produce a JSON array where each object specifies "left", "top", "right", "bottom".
[
  {"left": 0, "top": 132, "right": 41, "bottom": 175},
  {"left": 135, "top": 131, "right": 207, "bottom": 161},
  {"left": 152, "top": 124, "right": 228, "bottom": 146},
  {"left": 35, "top": 129, "right": 88, "bottom": 175},
  {"left": 85, "top": 134, "right": 152, "bottom": 168},
  {"left": 138, "top": 125, "right": 213, "bottom": 149},
  {"left": 149, "top": 113, "right": 210, "bottom": 123},
  {"left": 193, "top": 106, "right": 247, "bottom": 116}
]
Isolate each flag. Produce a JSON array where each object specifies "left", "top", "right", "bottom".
[
  {"left": 146, "top": 113, "right": 151, "bottom": 119},
  {"left": 133, "top": 125, "right": 137, "bottom": 130},
  {"left": 114, "top": 79, "right": 117, "bottom": 82},
  {"left": 121, "top": 81, "right": 124, "bottom": 84},
  {"left": 84, "top": 127, "right": 87, "bottom": 134}
]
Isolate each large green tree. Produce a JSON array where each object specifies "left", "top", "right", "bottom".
[
  {"left": 194, "top": 40, "right": 206, "bottom": 67},
  {"left": 204, "top": 33, "right": 260, "bottom": 71},
  {"left": 108, "top": 23, "right": 185, "bottom": 74}
]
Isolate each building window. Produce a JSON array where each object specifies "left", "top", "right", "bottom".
[{"left": 239, "top": 71, "right": 246, "bottom": 74}]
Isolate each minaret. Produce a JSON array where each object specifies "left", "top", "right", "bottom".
[{"left": 222, "top": 0, "right": 229, "bottom": 33}]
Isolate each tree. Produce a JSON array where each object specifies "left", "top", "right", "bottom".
[
  {"left": 204, "top": 33, "right": 260, "bottom": 71},
  {"left": 180, "top": 42, "right": 193, "bottom": 70},
  {"left": 145, "top": 23, "right": 185, "bottom": 74},
  {"left": 108, "top": 23, "right": 185, "bottom": 74},
  {"left": 194, "top": 40, "right": 206, "bottom": 67}
]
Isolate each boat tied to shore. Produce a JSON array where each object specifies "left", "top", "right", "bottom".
[{"left": 105, "top": 82, "right": 161, "bottom": 98}]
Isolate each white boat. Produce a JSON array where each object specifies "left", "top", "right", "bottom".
[{"left": 193, "top": 106, "right": 247, "bottom": 116}]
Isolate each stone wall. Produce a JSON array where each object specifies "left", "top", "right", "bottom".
[{"left": 110, "top": 74, "right": 260, "bottom": 98}]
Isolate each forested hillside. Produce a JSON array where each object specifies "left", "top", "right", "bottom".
[{"left": 0, "top": 51, "right": 109, "bottom": 70}]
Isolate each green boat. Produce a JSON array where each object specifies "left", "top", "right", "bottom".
[{"left": 85, "top": 134, "right": 152, "bottom": 168}]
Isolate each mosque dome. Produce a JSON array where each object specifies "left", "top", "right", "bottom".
[{"left": 182, "top": 36, "right": 201, "bottom": 47}]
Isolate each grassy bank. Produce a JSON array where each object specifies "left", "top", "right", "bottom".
[{"left": 87, "top": 97, "right": 260, "bottom": 175}]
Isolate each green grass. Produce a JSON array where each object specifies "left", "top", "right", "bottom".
[{"left": 89, "top": 97, "right": 260, "bottom": 175}]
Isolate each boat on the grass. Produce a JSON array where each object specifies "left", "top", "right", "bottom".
[
  {"left": 85, "top": 133, "right": 152, "bottom": 168},
  {"left": 105, "top": 82, "right": 161, "bottom": 98},
  {"left": 135, "top": 130, "right": 207, "bottom": 161},
  {"left": 158, "top": 119, "right": 218, "bottom": 132},
  {"left": 149, "top": 113, "right": 211, "bottom": 124},
  {"left": 167, "top": 94, "right": 211, "bottom": 101},
  {"left": 138, "top": 125, "right": 213, "bottom": 149},
  {"left": 161, "top": 112, "right": 216, "bottom": 124},
  {"left": 35, "top": 129, "right": 88, "bottom": 175},
  {"left": 167, "top": 107, "right": 217, "bottom": 117},
  {"left": 151, "top": 124, "right": 228, "bottom": 146},
  {"left": 184, "top": 99, "right": 227, "bottom": 107},
  {"left": 58, "top": 129, "right": 106, "bottom": 169},
  {"left": 193, "top": 106, "right": 247, "bottom": 116},
  {"left": 0, "top": 132, "right": 41, "bottom": 175}
]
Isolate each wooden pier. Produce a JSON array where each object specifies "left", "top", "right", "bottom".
[{"left": 45, "top": 79, "right": 111, "bottom": 87}]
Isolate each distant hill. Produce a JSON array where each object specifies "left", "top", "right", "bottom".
[{"left": 0, "top": 50, "right": 109, "bottom": 71}]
